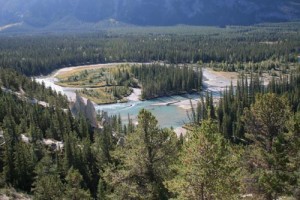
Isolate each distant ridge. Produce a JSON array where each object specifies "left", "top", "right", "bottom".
[{"left": 0, "top": 0, "right": 299, "bottom": 32}]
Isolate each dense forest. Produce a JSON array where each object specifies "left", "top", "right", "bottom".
[
  {"left": 0, "top": 23, "right": 299, "bottom": 76},
  {"left": 131, "top": 64, "right": 202, "bottom": 99},
  {"left": 1, "top": 62, "right": 300, "bottom": 199},
  {"left": 0, "top": 23, "right": 300, "bottom": 199}
]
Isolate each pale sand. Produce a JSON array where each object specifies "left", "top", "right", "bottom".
[
  {"left": 171, "top": 68, "right": 239, "bottom": 111},
  {"left": 127, "top": 88, "right": 142, "bottom": 101},
  {"left": 152, "top": 101, "right": 180, "bottom": 106},
  {"left": 202, "top": 67, "right": 239, "bottom": 88},
  {"left": 174, "top": 99, "right": 199, "bottom": 110},
  {"left": 175, "top": 98, "right": 221, "bottom": 110}
]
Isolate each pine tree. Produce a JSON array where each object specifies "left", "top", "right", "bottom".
[
  {"left": 32, "top": 155, "right": 65, "bottom": 200},
  {"left": 243, "top": 93, "right": 290, "bottom": 153},
  {"left": 104, "top": 109, "right": 178, "bottom": 199},
  {"left": 64, "top": 167, "right": 92, "bottom": 200},
  {"left": 243, "top": 93, "right": 292, "bottom": 199},
  {"left": 14, "top": 142, "right": 34, "bottom": 191},
  {"left": 166, "top": 120, "right": 243, "bottom": 200},
  {"left": 97, "top": 177, "right": 106, "bottom": 200},
  {"left": 3, "top": 115, "right": 18, "bottom": 184}
]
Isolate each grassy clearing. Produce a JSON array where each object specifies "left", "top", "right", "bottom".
[
  {"left": 56, "top": 68, "right": 109, "bottom": 87},
  {"left": 55, "top": 64, "right": 134, "bottom": 88},
  {"left": 78, "top": 87, "right": 132, "bottom": 104},
  {"left": 55, "top": 63, "right": 124, "bottom": 79}
]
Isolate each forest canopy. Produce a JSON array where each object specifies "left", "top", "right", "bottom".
[
  {"left": 0, "top": 23, "right": 299, "bottom": 76},
  {"left": 0, "top": 22, "right": 300, "bottom": 199}
]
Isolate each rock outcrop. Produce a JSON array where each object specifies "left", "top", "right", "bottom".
[{"left": 70, "top": 93, "right": 98, "bottom": 128}]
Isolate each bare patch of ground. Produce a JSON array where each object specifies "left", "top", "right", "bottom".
[
  {"left": 203, "top": 67, "right": 239, "bottom": 88},
  {"left": 127, "top": 88, "right": 142, "bottom": 101}
]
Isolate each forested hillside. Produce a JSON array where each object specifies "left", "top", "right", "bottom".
[
  {"left": 0, "top": 23, "right": 300, "bottom": 199},
  {"left": 1, "top": 64, "right": 300, "bottom": 199},
  {"left": 0, "top": 68, "right": 68, "bottom": 107},
  {"left": 0, "top": 70, "right": 85, "bottom": 194}
]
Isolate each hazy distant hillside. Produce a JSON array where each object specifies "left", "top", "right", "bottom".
[{"left": 0, "top": 0, "right": 299, "bottom": 30}]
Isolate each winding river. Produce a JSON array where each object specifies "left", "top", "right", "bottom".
[{"left": 35, "top": 63, "right": 238, "bottom": 134}]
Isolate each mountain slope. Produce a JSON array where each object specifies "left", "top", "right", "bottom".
[{"left": 0, "top": 0, "right": 299, "bottom": 30}]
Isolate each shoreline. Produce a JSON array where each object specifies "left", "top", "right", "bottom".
[{"left": 35, "top": 63, "right": 241, "bottom": 137}]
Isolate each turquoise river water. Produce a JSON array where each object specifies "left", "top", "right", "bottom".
[{"left": 36, "top": 65, "right": 237, "bottom": 130}]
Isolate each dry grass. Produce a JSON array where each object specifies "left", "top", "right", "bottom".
[
  {"left": 55, "top": 63, "right": 131, "bottom": 79},
  {"left": 55, "top": 64, "right": 133, "bottom": 88},
  {"left": 56, "top": 68, "right": 108, "bottom": 87},
  {"left": 78, "top": 87, "right": 132, "bottom": 104},
  {"left": 206, "top": 67, "right": 239, "bottom": 80}
]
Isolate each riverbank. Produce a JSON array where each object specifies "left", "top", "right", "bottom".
[
  {"left": 35, "top": 63, "right": 241, "bottom": 137},
  {"left": 52, "top": 62, "right": 203, "bottom": 105},
  {"left": 202, "top": 67, "right": 239, "bottom": 90}
]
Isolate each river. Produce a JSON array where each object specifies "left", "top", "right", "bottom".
[{"left": 35, "top": 64, "right": 239, "bottom": 134}]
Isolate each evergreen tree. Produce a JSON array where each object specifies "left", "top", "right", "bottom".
[
  {"left": 13, "top": 142, "right": 34, "bottom": 191},
  {"left": 97, "top": 177, "right": 106, "bottom": 200},
  {"left": 289, "top": 112, "right": 300, "bottom": 198},
  {"left": 166, "top": 120, "right": 242, "bottom": 200},
  {"left": 64, "top": 167, "right": 92, "bottom": 200},
  {"left": 243, "top": 93, "right": 292, "bottom": 199},
  {"left": 32, "top": 155, "right": 64, "bottom": 200},
  {"left": 104, "top": 109, "right": 178, "bottom": 199},
  {"left": 243, "top": 93, "right": 290, "bottom": 153},
  {"left": 2, "top": 115, "right": 18, "bottom": 185}
]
